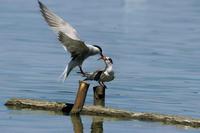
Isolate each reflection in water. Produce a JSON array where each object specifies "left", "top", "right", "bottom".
[
  {"left": 91, "top": 116, "right": 103, "bottom": 133},
  {"left": 6, "top": 106, "right": 195, "bottom": 132},
  {"left": 71, "top": 115, "right": 84, "bottom": 133},
  {"left": 70, "top": 115, "right": 103, "bottom": 133}
]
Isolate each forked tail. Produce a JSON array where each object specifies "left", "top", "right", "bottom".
[{"left": 59, "top": 60, "right": 76, "bottom": 81}]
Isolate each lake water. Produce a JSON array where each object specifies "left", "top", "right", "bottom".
[{"left": 1, "top": 0, "right": 200, "bottom": 132}]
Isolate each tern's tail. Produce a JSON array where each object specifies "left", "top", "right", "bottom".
[
  {"left": 59, "top": 61, "right": 76, "bottom": 81},
  {"left": 82, "top": 72, "right": 95, "bottom": 81}
]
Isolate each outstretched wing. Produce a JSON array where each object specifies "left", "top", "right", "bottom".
[
  {"left": 38, "top": 0, "right": 81, "bottom": 41},
  {"left": 58, "top": 31, "right": 89, "bottom": 59}
]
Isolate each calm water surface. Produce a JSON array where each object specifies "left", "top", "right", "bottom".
[{"left": 1, "top": 0, "right": 200, "bottom": 132}]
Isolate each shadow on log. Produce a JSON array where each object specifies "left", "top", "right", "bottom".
[{"left": 5, "top": 98, "right": 200, "bottom": 128}]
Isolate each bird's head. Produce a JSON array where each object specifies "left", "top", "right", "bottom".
[
  {"left": 98, "top": 56, "right": 113, "bottom": 64},
  {"left": 93, "top": 45, "right": 103, "bottom": 57},
  {"left": 104, "top": 56, "right": 113, "bottom": 64}
]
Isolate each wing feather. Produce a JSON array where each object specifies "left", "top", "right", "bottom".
[
  {"left": 38, "top": 0, "right": 81, "bottom": 41},
  {"left": 38, "top": 1, "right": 89, "bottom": 58},
  {"left": 58, "top": 31, "right": 89, "bottom": 59}
]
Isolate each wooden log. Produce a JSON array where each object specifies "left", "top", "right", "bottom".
[
  {"left": 93, "top": 86, "right": 105, "bottom": 107},
  {"left": 70, "top": 81, "right": 90, "bottom": 114},
  {"left": 4, "top": 98, "right": 200, "bottom": 128},
  {"left": 5, "top": 98, "right": 66, "bottom": 111},
  {"left": 91, "top": 86, "right": 104, "bottom": 133}
]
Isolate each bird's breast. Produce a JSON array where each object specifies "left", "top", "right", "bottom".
[{"left": 100, "top": 72, "right": 115, "bottom": 82}]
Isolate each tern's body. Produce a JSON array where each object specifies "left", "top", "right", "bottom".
[
  {"left": 83, "top": 57, "right": 115, "bottom": 88},
  {"left": 38, "top": 1, "right": 103, "bottom": 80}
]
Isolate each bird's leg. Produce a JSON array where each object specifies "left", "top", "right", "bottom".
[
  {"left": 77, "top": 66, "right": 85, "bottom": 76},
  {"left": 102, "top": 82, "right": 107, "bottom": 89},
  {"left": 98, "top": 81, "right": 107, "bottom": 89},
  {"left": 79, "top": 66, "right": 85, "bottom": 75},
  {"left": 98, "top": 81, "right": 103, "bottom": 87}
]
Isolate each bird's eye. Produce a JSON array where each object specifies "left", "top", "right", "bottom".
[{"left": 108, "top": 58, "right": 113, "bottom": 64}]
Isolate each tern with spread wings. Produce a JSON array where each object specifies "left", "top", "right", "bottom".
[{"left": 38, "top": 1, "right": 104, "bottom": 80}]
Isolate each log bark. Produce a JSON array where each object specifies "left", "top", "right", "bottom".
[
  {"left": 70, "top": 81, "right": 90, "bottom": 114},
  {"left": 5, "top": 98, "right": 200, "bottom": 128},
  {"left": 93, "top": 86, "right": 105, "bottom": 107},
  {"left": 91, "top": 86, "right": 104, "bottom": 133}
]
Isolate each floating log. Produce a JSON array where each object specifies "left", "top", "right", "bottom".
[
  {"left": 5, "top": 98, "right": 200, "bottom": 128},
  {"left": 70, "top": 81, "right": 89, "bottom": 114}
]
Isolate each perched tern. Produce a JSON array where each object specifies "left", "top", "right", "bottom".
[
  {"left": 38, "top": 1, "right": 103, "bottom": 80},
  {"left": 83, "top": 56, "right": 115, "bottom": 88}
]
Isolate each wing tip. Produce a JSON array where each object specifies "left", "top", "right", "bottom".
[
  {"left": 38, "top": 0, "right": 45, "bottom": 16},
  {"left": 38, "top": 0, "right": 48, "bottom": 14},
  {"left": 38, "top": 0, "right": 43, "bottom": 9},
  {"left": 38, "top": 1, "right": 61, "bottom": 28}
]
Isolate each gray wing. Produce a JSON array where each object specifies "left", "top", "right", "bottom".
[
  {"left": 83, "top": 70, "right": 104, "bottom": 81},
  {"left": 38, "top": 1, "right": 81, "bottom": 41},
  {"left": 58, "top": 32, "right": 89, "bottom": 59}
]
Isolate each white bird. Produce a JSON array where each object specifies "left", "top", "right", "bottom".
[
  {"left": 83, "top": 56, "right": 115, "bottom": 88},
  {"left": 38, "top": 1, "right": 104, "bottom": 80}
]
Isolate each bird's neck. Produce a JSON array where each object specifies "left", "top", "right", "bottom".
[{"left": 105, "top": 63, "right": 113, "bottom": 73}]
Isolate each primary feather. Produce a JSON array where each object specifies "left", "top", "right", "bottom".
[{"left": 38, "top": 0, "right": 80, "bottom": 41}]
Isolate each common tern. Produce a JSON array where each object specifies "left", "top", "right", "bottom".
[
  {"left": 38, "top": 1, "right": 103, "bottom": 80},
  {"left": 83, "top": 56, "right": 115, "bottom": 88}
]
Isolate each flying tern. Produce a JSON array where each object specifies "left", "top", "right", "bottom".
[
  {"left": 38, "top": 1, "right": 104, "bottom": 80},
  {"left": 83, "top": 56, "right": 115, "bottom": 88}
]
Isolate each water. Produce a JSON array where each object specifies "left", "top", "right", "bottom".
[{"left": 1, "top": 0, "right": 200, "bottom": 132}]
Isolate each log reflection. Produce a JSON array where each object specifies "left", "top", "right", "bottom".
[
  {"left": 91, "top": 116, "right": 103, "bottom": 133},
  {"left": 71, "top": 115, "right": 83, "bottom": 133},
  {"left": 70, "top": 115, "right": 104, "bottom": 133}
]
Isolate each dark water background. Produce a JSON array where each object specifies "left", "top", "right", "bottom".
[{"left": 1, "top": 0, "right": 200, "bottom": 132}]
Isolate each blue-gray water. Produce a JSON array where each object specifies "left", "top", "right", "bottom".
[{"left": 1, "top": 0, "right": 200, "bottom": 132}]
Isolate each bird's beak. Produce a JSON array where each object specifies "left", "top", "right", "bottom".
[
  {"left": 98, "top": 55, "right": 105, "bottom": 61},
  {"left": 97, "top": 56, "right": 103, "bottom": 60}
]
